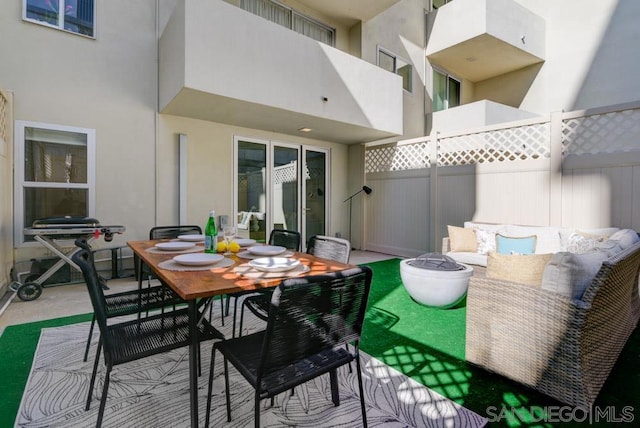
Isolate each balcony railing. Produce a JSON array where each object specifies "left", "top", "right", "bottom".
[{"left": 159, "top": 0, "right": 403, "bottom": 144}]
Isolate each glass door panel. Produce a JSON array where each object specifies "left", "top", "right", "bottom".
[
  {"left": 272, "top": 145, "right": 300, "bottom": 232},
  {"left": 303, "top": 148, "right": 328, "bottom": 244},
  {"left": 236, "top": 140, "right": 268, "bottom": 242}
]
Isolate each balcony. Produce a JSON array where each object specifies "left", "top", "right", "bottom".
[
  {"left": 433, "top": 100, "right": 540, "bottom": 134},
  {"left": 426, "top": 0, "right": 545, "bottom": 82},
  {"left": 159, "top": 0, "right": 403, "bottom": 144}
]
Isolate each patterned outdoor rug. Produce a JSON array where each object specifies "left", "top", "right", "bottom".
[{"left": 15, "top": 305, "right": 486, "bottom": 427}]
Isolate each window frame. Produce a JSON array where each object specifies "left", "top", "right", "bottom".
[
  {"left": 240, "top": 0, "right": 335, "bottom": 46},
  {"left": 432, "top": 67, "right": 461, "bottom": 111},
  {"left": 22, "top": 0, "right": 96, "bottom": 38},
  {"left": 14, "top": 120, "right": 96, "bottom": 245},
  {"left": 377, "top": 46, "right": 413, "bottom": 94}
]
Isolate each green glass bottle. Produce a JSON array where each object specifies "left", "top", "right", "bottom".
[{"left": 204, "top": 210, "right": 217, "bottom": 253}]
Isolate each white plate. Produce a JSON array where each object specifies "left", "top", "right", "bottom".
[
  {"left": 249, "top": 257, "right": 300, "bottom": 272},
  {"left": 247, "top": 245, "right": 286, "bottom": 256},
  {"left": 173, "top": 253, "right": 224, "bottom": 266},
  {"left": 155, "top": 242, "right": 196, "bottom": 251},
  {"left": 178, "top": 234, "right": 205, "bottom": 242},
  {"left": 234, "top": 238, "right": 256, "bottom": 247}
]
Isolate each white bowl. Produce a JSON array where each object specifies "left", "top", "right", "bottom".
[
  {"left": 173, "top": 253, "right": 223, "bottom": 266},
  {"left": 247, "top": 245, "right": 286, "bottom": 256},
  {"left": 155, "top": 242, "right": 196, "bottom": 251},
  {"left": 249, "top": 257, "right": 300, "bottom": 272},
  {"left": 399, "top": 259, "right": 473, "bottom": 308}
]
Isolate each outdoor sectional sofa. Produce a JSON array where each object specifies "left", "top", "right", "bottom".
[{"left": 442, "top": 222, "right": 640, "bottom": 407}]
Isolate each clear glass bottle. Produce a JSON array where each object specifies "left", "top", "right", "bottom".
[{"left": 204, "top": 210, "right": 217, "bottom": 253}]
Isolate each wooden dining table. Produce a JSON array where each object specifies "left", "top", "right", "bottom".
[{"left": 127, "top": 239, "right": 356, "bottom": 428}]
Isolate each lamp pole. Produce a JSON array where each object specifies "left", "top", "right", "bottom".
[{"left": 343, "top": 186, "right": 372, "bottom": 243}]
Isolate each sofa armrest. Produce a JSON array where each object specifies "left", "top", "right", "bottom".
[
  {"left": 466, "top": 275, "right": 595, "bottom": 406},
  {"left": 442, "top": 237, "right": 450, "bottom": 254}
]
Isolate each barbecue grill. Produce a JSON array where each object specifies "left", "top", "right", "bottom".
[{"left": 11, "top": 216, "right": 125, "bottom": 301}]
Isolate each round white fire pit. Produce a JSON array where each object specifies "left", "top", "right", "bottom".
[{"left": 400, "top": 253, "right": 473, "bottom": 308}]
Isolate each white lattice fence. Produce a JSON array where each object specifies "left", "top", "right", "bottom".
[
  {"left": 364, "top": 141, "right": 431, "bottom": 173},
  {"left": 562, "top": 107, "right": 640, "bottom": 156},
  {"left": 363, "top": 102, "right": 640, "bottom": 256},
  {"left": 0, "top": 90, "right": 7, "bottom": 145},
  {"left": 438, "top": 123, "right": 550, "bottom": 166}
]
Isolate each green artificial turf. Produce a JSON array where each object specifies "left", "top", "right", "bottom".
[
  {"left": 360, "top": 258, "right": 640, "bottom": 427},
  {"left": 1, "top": 259, "right": 638, "bottom": 427},
  {"left": 0, "top": 313, "right": 93, "bottom": 427}
]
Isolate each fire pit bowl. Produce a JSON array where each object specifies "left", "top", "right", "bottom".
[{"left": 400, "top": 253, "right": 473, "bottom": 308}]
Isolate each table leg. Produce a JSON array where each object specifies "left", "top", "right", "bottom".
[{"left": 188, "top": 300, "right": 199, "bottom": 428}]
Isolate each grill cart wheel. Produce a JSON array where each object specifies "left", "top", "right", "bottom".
[{"left": 17, "top": 282, "right": 43, "bottom": 301}]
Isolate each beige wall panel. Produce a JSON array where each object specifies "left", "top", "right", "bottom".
[
  {"left": 562, "top": 165, "right": 637, "bottom": 230},
  {"left": 158, "top": 115, "right": 349, "bottom": 238},
  {"left": 365, "top": 170, "right": 430, "bottom": 257},
  {"left": 436, "top": 166, "right": 478, "bottom": 248},
  {"left": 0, "top": 91, "right": 14, "bottom": 291},
  {"left": 362, "top": 0, "right": 427, "bottom": 139},
  {"left": 1, "top": 1, "right": 159, "bottom": 253},
  {"left": 515, "top": 0, "right": 640, "bottom": 112},
  {"left": 472, "top": 168, "right": 550, "bottom": 226}
]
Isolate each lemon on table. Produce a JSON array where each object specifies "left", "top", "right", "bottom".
[
  {"left": 216, "top": 241, "right": 227, "bottom": 253},
  {"left": 229, "top": 241, "right": 241, "bottom": 253}
]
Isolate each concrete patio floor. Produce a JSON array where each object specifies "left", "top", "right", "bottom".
[{"left": 0, "top": 250, "right": 396, "bottom": 335}]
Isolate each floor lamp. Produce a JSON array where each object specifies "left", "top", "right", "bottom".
[{"left": 343, "top": 185, "right": 372, "bottom": 242}]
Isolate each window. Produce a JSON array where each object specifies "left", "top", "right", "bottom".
[
  {"left": 432, "top": 0, "right": 453, "bottom": 10},
  {"left": 23, "top": 0, "right": 95, "bottom": 37},
  {"left": 433, "top": 69, "right": 460, "bottom": 111},
  {"left": 14, "top": 121, "right": 95, "bottom": 243},
  {"left": 241, "top": 0, "right": 335, "bottom": 46},
  {"left": 378, "top": 47, "right": 413, "bottom": 93}
]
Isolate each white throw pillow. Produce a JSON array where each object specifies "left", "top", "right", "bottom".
[
  {"left": 505, "top": 225, "right": 562, "bottom": 254},
  {"left": 608, "top": 229, "right": 640, "bottom": 250},
  {"left": 475, "top": 229, "right": 498, "bottom": 255}
]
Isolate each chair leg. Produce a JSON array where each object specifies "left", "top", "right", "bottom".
[
  {"left": 225, "top": 294, "right": 231, "bottom": 316},
  {"left": 83, "top": 315, "right": 96, "bottom": 362},
  {"left": 219, "top": 296, "right": 225, "bottom": 326},
  {"left": 205, "top": 347, "right": 217, "bottom": 428},
  {"left": 86, "top": 338, "right": 102, "bottom": 411},
  {"left": 237, "top": 301, "right": 245, "bottom": 338},
  {"left": 255, "top": 391, "right": 261, "bottom": 428},
  {"left": 232, "top": 297, "right": 241, "bottom": 338},
  {"left": 96, "top": 363, "right": 112, "bottom": 428},
  {"left": 329, "top": 369, "right": 340, "bottom": 406},
  {"left": 224, "top": 357, "right": 232, "bottom": 422},
  {"left": 355, "top": 354, "right": 368, "bottom": 428}
]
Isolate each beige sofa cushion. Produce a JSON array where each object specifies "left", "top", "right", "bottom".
[
  {"left": 447, "top": 225, "right": 478, "bottom": 252},
  {"left": 486, "top": 252, "right": 553, "bottom": 287}
]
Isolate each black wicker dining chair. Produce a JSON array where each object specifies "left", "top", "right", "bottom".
[
  {"left": 227, "top": 228, "right": 301, "bottom": 337},
  {"left": 72, "top": 246, "right": 224, "bottom": 428},
  {"left": 237, "top": 234, "right": 351, "bottom": 337},
  {"left": 205, "top": 266, "right": 372, "bottom": 428},
  {"left": 76, "top": 239, "right": 184, "bottom": 362}
]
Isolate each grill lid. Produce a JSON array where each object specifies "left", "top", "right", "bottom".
[
  {"left": 407, "top": 253, "right": 465, "bottom": 271},
  {"left": 32, "top": 216, "right": 101, "bottom": 229}
]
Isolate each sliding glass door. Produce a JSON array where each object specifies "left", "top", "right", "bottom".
[
  {"left": 302, "top": 148, "right": 328, "bottom": 241},
  {"left": 272, "top": 144, "right": 299, "bottom": 231},
  {"left": 235, "top": 138, "right": 328, "bottom": 246}
]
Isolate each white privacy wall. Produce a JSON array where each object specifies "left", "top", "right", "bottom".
[{"left": 364, "top": 101, "right": 640, "bottom": 257}]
